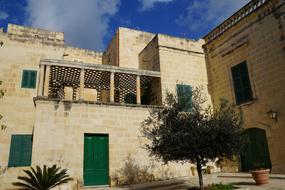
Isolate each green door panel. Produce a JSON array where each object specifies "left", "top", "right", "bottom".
[
  {"left": 84, "top": 134, "right": 109, "bottom": 186},
  {"left": 241, "top": 128, "right": 271, "bottom": 171}
]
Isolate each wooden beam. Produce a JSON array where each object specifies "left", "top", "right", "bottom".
[{"left": 40, "top": 59, "right": 160, "bottom": 78}]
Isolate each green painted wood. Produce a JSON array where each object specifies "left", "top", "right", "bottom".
[
  {"left": 241, "top": 128, "right": 271, "bottom": 171},
  {"left": 21, "top": 70, "right": 37, "bottom": 88},
  {"left": 231, "top": 62, "right": 253, "bottom": 104},
  {"left": 8, "top": 135, "right": 32, "bottom": 167},
  {"left": 176, "top": 84, "right": 192, "bottom": 112},
  {"left": 21, "top": 70, "right": 30, "bottom": 88},
  {"left": 29, "top": 71, "right": 37, "bottom": 88},
  {"left": 84, "top": 134, "right": 109, "bottom": 186}
]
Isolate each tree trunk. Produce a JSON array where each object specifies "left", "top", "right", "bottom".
[{"left": 196, "top": 162, "right": 203, "bottom": 190}]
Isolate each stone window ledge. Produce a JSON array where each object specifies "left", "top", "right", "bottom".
[{"left": 235, "top": 98, "right": 257, "bottom": 108}]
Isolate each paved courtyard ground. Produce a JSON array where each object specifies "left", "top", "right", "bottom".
[
  {"left": 180, "top": 173, "right": 285, "bottom": 190},
  {"left": 100, "top": 173, "right": 285, "bottom": 190}
]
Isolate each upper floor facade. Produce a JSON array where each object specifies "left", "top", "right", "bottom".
[
  {"left": 203, "top": 0, "right": 285, "bottom": 173},
  {"left": 0, "top": 24, "right": 207, "bottom": 107}
]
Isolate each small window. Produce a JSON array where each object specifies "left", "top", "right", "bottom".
[
  {"left": 8, "top": 135, "right": 33, "bottom": 167},
  {"left": 21, "top": 70, "right": 37, "bottom": 88},
  {"left": 231, "top": 62, "right": 253, "bottom": 105},
  {"left": 176, "top": 84, "right": 192, "bottom": 112}
]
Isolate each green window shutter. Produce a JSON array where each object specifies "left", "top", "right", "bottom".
[
  {"left": 21, "top": 70, "right": 30, "bottom": 88},
  {"left": 21, "top": 135, "right": 33, "bottom": 166},
  {"left": 21, "top": 70, "right": 37, "bottom": 89},
  {"left": 8, "top": 135, "right": 32, "bottom": 167},
  {"left": 231, "top": 62, "right": 253, "bottom": 105},
  {"left": 29, "top": 71, "right": 37, "bottom": 88},
  {"left": 8, "top": 136, "right": 22, "bottom": 167},
  {"left": 176, "top": 84, "right": 192, "bottom": 112}
]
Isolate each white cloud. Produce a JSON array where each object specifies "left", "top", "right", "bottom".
[
  {"left": 25, "top": 0, "right": 120, "bottom": 51},
  {"left": 0, "top": 11, "right": 9, "bottom": 19},
  {"left": 177, "top": 0, "right": 250, "bottom": 32},
  {"left": 138, "top": 0, "right": 174, "bottom": 11}
]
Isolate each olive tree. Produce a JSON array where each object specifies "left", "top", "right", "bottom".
[{"left": 141, "top": 87, "right": 244, "bottom": 189}]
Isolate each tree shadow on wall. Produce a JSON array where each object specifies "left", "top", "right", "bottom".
[
  {"left": 112, "top": 155, "right": 176, "bottom": 186},
  {"left": 112, "top": 155, "right": 155, "bottom": 186}
]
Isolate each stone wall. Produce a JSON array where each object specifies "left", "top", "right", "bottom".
[
  {"left": 30, "top": 100, "right": 196, "bottom": 189},
  {"left": 7, "top": 24, "right": 64, "bottom": 46},
  {"left": 203, "top": 0, "right": 285, "bottom": 173},
  {"left": 0, "top": 23, "right": 213, "bottom": 189},
  {"left": 118, "top": 27, "right": 155, "bottom": 69},
  {"left": 157, "top": 34, "right": 210, "bottom": 101},
  {"left": 0, "top": 24, "right": 102, "bottom": 189},
  {"left": 139, "top": 35, "right": 160, "bottom": 71},
  {"left": 63, "top": 46, "right": 102, "bottom": 64},
  {"left": 102, "top": 32, "right": 118, "bottom": 66}
]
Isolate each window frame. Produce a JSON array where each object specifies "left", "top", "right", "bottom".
[{"left": 21, "top": 70, "right": 37, "bottom": 89}]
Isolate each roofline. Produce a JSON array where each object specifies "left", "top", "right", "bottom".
[{"left": 203, "top": 0, "right": 272, "bottom": 42}]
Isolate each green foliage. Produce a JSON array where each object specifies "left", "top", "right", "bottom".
[
  {"left": 0, "top": 80, "right": 6, "bottom": 130},
  {"left": 141, "top": 86, "right": 244, "bottom": 189},
  {"left": 13, "top": 165, "right": 73, "bottom": 190},
  {"left": 0, "top": 80, "right": 4, "bottom": 99},
  {"left": 209, "top": 183, "right": 234, "bottom": 190}
]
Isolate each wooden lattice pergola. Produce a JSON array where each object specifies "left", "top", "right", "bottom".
[{"left": 37, "top": 59, "right": 160, "bottom": 105}]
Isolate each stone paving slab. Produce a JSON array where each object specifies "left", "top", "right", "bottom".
[
  {"left": 81, "top": 173, "right": 285, "bottom": 190},
  {"left": 215, "top": 173, "right": 285, "bottom": 190}
]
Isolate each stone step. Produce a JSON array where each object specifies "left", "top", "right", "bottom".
[{"left": 120, "top": 177, "right": 188, "bottom": 190}]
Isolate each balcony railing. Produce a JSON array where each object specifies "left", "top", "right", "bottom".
[{"left": 37, "top": 59, "right": 161, "bottom": 106}]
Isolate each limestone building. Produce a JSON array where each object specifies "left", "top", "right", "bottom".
[
  {"left": 203, "top": 0, "right": 285, "bottom": 173},
  {"left": 1, "top": 0, "right": 284, "bottom": 189},
  {"left": 0, "top": 24, "right": 208, "bottom": 189}
]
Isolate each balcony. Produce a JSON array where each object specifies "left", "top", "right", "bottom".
[{"left": 36, "top": 59, "right": 162, "bottom": 106}]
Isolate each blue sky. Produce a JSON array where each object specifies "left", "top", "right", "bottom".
[{"left": 0, "top": 0, "right": 249, "bottom": 51}]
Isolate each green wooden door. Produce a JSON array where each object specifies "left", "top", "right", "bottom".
[
  {"left": 241, "top": 128, "right": 271, "bottom": 171},
  {"left": 84, "top": 134, "right": 109, "bottom": 186}
]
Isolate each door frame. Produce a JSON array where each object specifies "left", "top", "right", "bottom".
[{"left": 83, "top": 133, "right": 110, "bottom": 186}]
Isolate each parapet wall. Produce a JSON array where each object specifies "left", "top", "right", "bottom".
[
  {"left": 1, "top": 24, "right": 103, "bottom": 64},
  {"left": 6, "top": 24, "right": 64, "bottom": 45},
  {"left": 158, "top": 34, "right": 205, "bottom": 53}
]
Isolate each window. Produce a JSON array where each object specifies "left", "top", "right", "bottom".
[
  {"left": 8, "top": 135, "right": 32, "bottom": 167},
  {"left": 231, "top": 62, "right": 253, "bottom": 105},
  {"left": 21, "top": 70, "right": 37, "bottom": 88},
  {"left": 176, "top": 84, "right": 192, "bottom": 112}
]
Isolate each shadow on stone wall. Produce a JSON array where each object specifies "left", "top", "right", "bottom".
[{"left": 112, "top": 154, "right": 175, "bottom": 186}]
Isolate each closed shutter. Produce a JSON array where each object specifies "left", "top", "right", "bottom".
[
  {"left": 231, "top": 62, "right": 253, "bottom": 105},
  {"left": 8, "top": 135, "right": 32, "bottom": 167},
  {"left": 176, "top": 84, "right": 192, "bottom": 112},
  {"left": 8, "top": 136, "right": 22, "bottom": 167},
  {"left": 21, "top": 70, "right": 37, "bottom": 88},
  {"left": 21, "top": 135, "right": 33, "bottom": 166},
  {"left": 29, "top": 71, "right": 37, "bottom": 88},
  {"left": 21, "top": 71, "right": 30, "bottom": 88}
]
